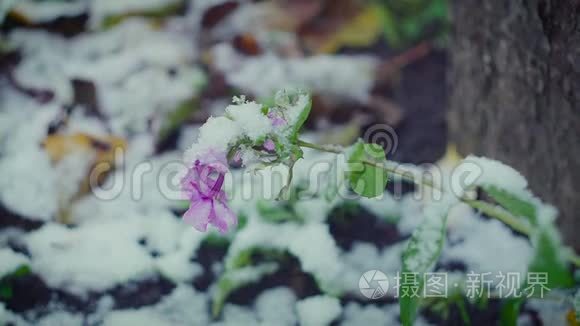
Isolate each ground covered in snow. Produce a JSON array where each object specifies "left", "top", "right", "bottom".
[{"left": 0, "top": 1, "right": 557, "bottom": 325}]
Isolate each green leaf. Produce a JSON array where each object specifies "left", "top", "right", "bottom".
[
  {"left": 480, "top": 184, "right": 572, "bottom": 324},
  {"left": 256, "top": 200, "right": 299, "bottom": 223},
  {"left": 158, "top": 97, "right": 201, "bottom": 144},
  {"left": 483, "top": 186, "right": 537, "bottom": 225},
  {"left": 375, "top": 0, "right": 449, "bottom": 47},
  {"left": 527, "top": 227, "right": 574, "bottom": 289},
  {"left": 347, "top": 141, "right": 388, "bottom": 198},
  {"left": 290, "top": 101, "right": 311, "bottom": 143},
  {"left": 500, "top": 298, "right": 524, "bottom": 326},
  {"left": 0, "top": 283, "right": 12, "bottom": 299},
  {"left": 101, "top": 0, "right": 185, "bottom": 29},
  {"left": 211, "top": 263, "right": 278, "bottom": 317},
  {"left": 400, "top": 203, "right": 449, "bottom": 325},
  {"left": 0, "top": 264, "right": 30, "bottom": 300},
  {"left": 376, "top": 4, "right": 401, "bottom": 46},
  {"left": 275, "top": 89, "right": 311, "bottom": 143},
  {"left": 455, "top": 297, "right": 471, "bottom": 326},
  {"left": 483, "top": 186, "right": 573, "bottom": 289},
  {"left": 229, "top": 247, "right": 281, "bottom": 270},
  {"left": 10, "top": 265, "right": 30, "bottom": 278},
  {"left": 202, "top": 233, "right": 230, "bottom": 248}
]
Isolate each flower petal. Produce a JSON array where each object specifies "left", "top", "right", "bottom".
[
  {"left": 211, "top": 200, "right": 237, "bottom": 233},
  {"left": 263, "top": 139, "right": 275, "bottom": 152},
  {"left": 183, "top": 199, "right": 212, "bottom": 232}
]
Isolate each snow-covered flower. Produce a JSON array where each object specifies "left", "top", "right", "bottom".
[
  {"left": 263, "top": 139, "right": 276, "bottom": 152},
  {"left": 181, "top": 150, "right": 237, "bottom": 233},
  {"left": 180, "top": 89, "right": 312, "bottom": 231},
  {"left": 267, "top": 110, "right": 287, "bottom": 127}
]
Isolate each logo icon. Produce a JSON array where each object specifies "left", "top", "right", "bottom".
[{"left": 359, "top": 270, "right": 389, "bottom": 299}]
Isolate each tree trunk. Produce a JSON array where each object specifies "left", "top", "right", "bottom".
[{"left": 449, "top": 0, "right": 580, "bottom": 251}]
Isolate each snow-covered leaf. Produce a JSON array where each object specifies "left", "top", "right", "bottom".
[
  {"left": 483, "top": 185, "right": 537, "bottom": 225},
  {"left": 212, "top": 263, "right": 278, "bottom": 317},
  {"left": 480, "top": 184, "right": 573, "bottom": 288},
  {"left": 275, "top": 88, "right": 311, "bottom": 143},
  {"left": 528, "top": 227, "right": 574, "bottom": 289},
  {"left": 400, "top": 199, "right": 454, "bottom": 326}
]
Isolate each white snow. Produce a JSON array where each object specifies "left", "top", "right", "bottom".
[
  {"left": 287, "top": 223, "right": 341, "bottom": 292},
  {"left": 0, "top": 303, "right": 28, "bottom": 326},
  {"left": 339, "top": 242, "right": 405, "bottom": 297},
  {"left": 104, "top": 309, "right": 175, "bottom": 326},
  {"left": 0, "top": 148, "right": 58, "bottom": 221},
  {"left": 341, "top": 302, "right": 397, "bottom": 325},
  {"left": 359, "top": 194, "right": 401, "bottom": 222},
  {"left": 296, "top": 295, "right": 341, "bottom": 326},
  {"left": 254, "top": 287, "right": 297, "bottom": 325},
  {"left": 219, "top": 304, "right": 259, "bottom": 325},
  {"left": 104, "top": 285, "right": 210, "bottom": 326},
  {"left": 442, "top": 210, "right": 533, "bottom": 283},
  {"left": 12, "top": 0, "right": 87, "bottom": 23},
  {"left": 0, "top": 249, "right": 29, "bottom": 277},
  {"left": 459, "top": 155, "right": 528, "bottom": 199},
  {"left": 23, "top": 221, "right": 155, "bottom": 295},
  {"left": 8, "top": 19, "right": 203, "bottom": 136},
  {"left": 225, "top": 101, "right": 273, "bottom": 141},
  {"left": 184, "top": 116, "right": 241, "bottom": 163},
  {"left": 225, "top": 221, "right": 342, "bottom": 293},
  {"left": 36, "top": 311, "right": 84, "bottom": 326},
  {"left": 213, "top": 43, "right": 377, "bottom": 102}
]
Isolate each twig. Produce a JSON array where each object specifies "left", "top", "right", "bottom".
[{"left": 298, "top": 139, "right": 580, "bottom": 268}]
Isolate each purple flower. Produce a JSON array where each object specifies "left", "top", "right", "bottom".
[
  {"left": 181, "top": 151, "right": 237, "bottom": 233},
  {"left": 267, "top": 110, "right": 287, "bottom": 127},
  {"left": 263, "top": 139, "right": 276, "bottom": 152}
]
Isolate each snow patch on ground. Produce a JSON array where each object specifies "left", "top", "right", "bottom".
[
  {"left": 296, "top": 295, "right": 341, "bottom": 326},
  {"left": 213, "top": 43, "right": 377, "bottom": 102},
  {"left": 0, "top": 249, "right": 29, "bottom": 277},
  {"left": 23, "top": 221, "right": 155, "bottom": 295},
  {"left": 104, "top": 285, "right": 210, "bottom": 326},
  {"left": 442, "top": 211, "right": 533, "bottom": 283},
  {"left": 0, "top": 148, "right": 58, "bottom": 221}
]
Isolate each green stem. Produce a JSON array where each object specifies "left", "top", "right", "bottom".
[
  {"left": 298, "top": 140, "right": 437, "bottom": 188},
  {"left": 462, "top": 200, "right": 531, "bottom": 235},
  {"left": 297, "top": 140, "right": 341, "bottom": 153},
  {"left": 298, "top": 139, "right": 580, "bottom": 268}
]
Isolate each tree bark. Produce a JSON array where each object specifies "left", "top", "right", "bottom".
[{"left": 449, "top": 0, "right": 580, "bottom": 251}]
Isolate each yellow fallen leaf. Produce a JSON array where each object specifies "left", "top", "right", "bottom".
[
  {"left": 43, "top": 133, "right": 126, "bottom": 163},
  {"left": 43, "top": 133, "right": 127, "bottom": 224},
  {"left": 567, "top": 309, "right": 578, "bottom": 326},
  {"left": 317, "top": 4, "right": 383, "bottom": 54},
  {"left": 6, "top": 10, "right": 31, "bottom": 25}
]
